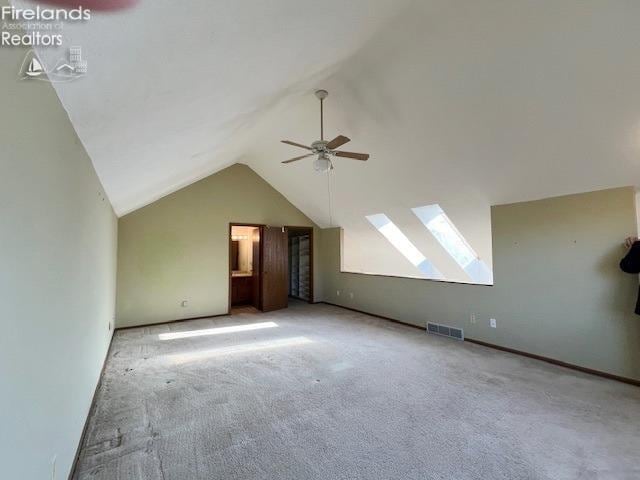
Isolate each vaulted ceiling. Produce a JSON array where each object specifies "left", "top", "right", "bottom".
[
  {"left": 22, "top": 0, "right": 640, "bottom": 282},
  {"left": 21, "top": 0, "right": 409, "bottom": 215}
]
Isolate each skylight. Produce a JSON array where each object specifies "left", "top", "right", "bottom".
[
  {"left": 366, "top": 214, "right": 443, "bottom": 280},
  {"left": 412, "top": 205, "right": 492, "bottom": 284}
]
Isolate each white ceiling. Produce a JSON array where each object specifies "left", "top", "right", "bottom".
[
  {"left": 20, "top": 0, "right": 408, "bottom": 215},
  {"left": 21, "top": 0, "right": 640, "bottom": 282}
]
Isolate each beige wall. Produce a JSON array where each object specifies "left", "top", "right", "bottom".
[
  {"left": 116, "top": 163, "right": 320, "bottom": 327},
  {"left": 320, "top": 187, "right": 640, "bottom": 381},
  {"left": 0, "top": 38, "right": 118, "bottom": 480}
]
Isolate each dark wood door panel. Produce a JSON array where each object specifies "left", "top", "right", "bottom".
[
  {"left": 252, "top": 233, "right": 261, "bottom": 309},
  {"left": 262, "top": 226, "right": 288, "bottom": 312}
]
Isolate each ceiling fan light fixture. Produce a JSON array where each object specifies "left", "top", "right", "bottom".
[
  {"left": 280, "top": 89, "right": 369, "bottom": 167},
  {"left": 314, "top": 154, "right": 332, "bottom": 173}
]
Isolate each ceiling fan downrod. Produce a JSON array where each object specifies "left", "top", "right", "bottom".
[{"left": 315, "top": 89, "right": 328, "bottom": 141}]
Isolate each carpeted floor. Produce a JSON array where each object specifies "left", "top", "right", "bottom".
[{"left": 74, "top": 302, "right": 640, "bottom": 480}]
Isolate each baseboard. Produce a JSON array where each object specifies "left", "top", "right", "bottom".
[
  {"left": 68, "top": 331, "right": 115, "bottom": 480},
  {"left": 67, "top": 300, "right": 639, "bottom": 478},
  {"left": 464, "top": 338, "right": 640, "bottom": 387},
  {"left": 114, "top": 313, "right": 229, "bottom": 331},
  {"left": 288, "top": 295, "right": 313, "bottom": 303},
  {"left": 69, "top": 312, "right": 228, "bottom": 477},
  {"left": 319, "top": 301, "right": 640, "bottom": 387},
  {"left": 320, "top": 301, "right": 425, "bottom": 331}
]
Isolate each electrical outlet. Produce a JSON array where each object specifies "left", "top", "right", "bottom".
[
  {"left": 470, "top": 313, "right": 476, "bottom": 324},
  {"left": 349, "top": 292, "right": 354, "bottom": 299},
  {"left": 490, "top": 318, "right": 497, "bottom": 328},
  {"left": 181, "top": 300, "right": 188, "bottom": 307}
]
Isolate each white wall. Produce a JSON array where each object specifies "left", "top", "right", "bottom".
[{"left": 0, "top": 39, "right": 118, "bottom": 479}]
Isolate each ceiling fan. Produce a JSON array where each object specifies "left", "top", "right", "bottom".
[{"left": 281, "top": 90, "right": 369, "bottom": 172}]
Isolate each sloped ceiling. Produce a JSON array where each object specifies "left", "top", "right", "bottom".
[
  {"left": 18, "top": 0, "right": 409, "bottom": 214},
  {"left": 20, "top": 0, "right": 640, "bottom": 282}
]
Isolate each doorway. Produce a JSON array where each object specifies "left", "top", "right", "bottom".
[
  {"left": 287, "top": 226, "right": 314, "bottom": 303},
  {"left": 229, "top": 224, "right": 262, "bottom": 312},
  {"left": 228, "top": 224, "right": 314, "bottom": 314}
]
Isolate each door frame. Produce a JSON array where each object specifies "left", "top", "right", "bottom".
[
  {"left": 286, "top": 226, "right": 315, "bottom": 304},
  {"left": 227, "top": 223, "right": 315, "bottom": 313},
  {"left": 228, "top": 223, "right": 265, "bottom": 314}
]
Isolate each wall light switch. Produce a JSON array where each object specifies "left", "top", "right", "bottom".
[
  {"left": 349, "top": 292, "right": 354, "bottom": 299},
  {"left": 181, "top": 300, "right": 188, "bottom": 307},
  {"left": 490, "top": 318, "right": 497, "bottom": 328},
  {"left": 336, "top": 290, "right": 340, "bottom": 296}
]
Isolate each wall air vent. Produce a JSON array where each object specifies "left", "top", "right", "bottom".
[{"left": 426, "top": 322, "right": 464, "bottom": 341}]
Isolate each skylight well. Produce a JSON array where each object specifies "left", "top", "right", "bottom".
[
  {"left": 366, "top": 214, "right": 443, "bottom": 280},
  {"left": 412, "top": 205, "right": 492, "bottom": 284}
]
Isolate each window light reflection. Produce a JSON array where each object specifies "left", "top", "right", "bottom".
[
  {"left": 167, "top": 336, "right": 313, "bottom": 364},
  {"left": 159, "top": 322, "right": 278, "bottom": 341}
]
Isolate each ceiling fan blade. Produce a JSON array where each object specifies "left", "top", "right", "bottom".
[
  {"left": 282, "top": 154, "right": 314, "bottom": 164},
  {"left": 325, "top": 135, "right": 350, "bottom": 150},
  {"left": 334, "top": 151, "right": 369, "bottom": 161},
  {"left": 281, "top": 140, "right": 312, "bottom": 150}
]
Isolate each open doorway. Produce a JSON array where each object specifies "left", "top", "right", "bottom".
[
  {"left": 228, "top": 224, "right": 314, "bottom": 315},
  {"left": 229, "top": 224, "right": 262, "bottom": 313},
  {"left": 287, "top": 226, "right": 314, "bottom": 303}
]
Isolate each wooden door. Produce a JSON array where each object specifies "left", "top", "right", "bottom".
[
  {"left": 251, "top": 228, "right": 261, "bottom": 309},
  {"left": 262, "top": 226, "right": 288, "bottom": 312}
]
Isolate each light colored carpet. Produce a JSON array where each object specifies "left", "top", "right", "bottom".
[{"left": 74, "top": 302, "right": 640, "bottom": 480}]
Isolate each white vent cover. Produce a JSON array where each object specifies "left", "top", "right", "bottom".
[{"left": 427, "top": 322, "right": 464, "bottom": 341}]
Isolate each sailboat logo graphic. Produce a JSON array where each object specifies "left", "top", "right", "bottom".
[
  {"left": 25, "top": 57, "right": 45, "bottom": 77},
  {"left": 19, "top": 47, "right": 87, "bottom": 83}
]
